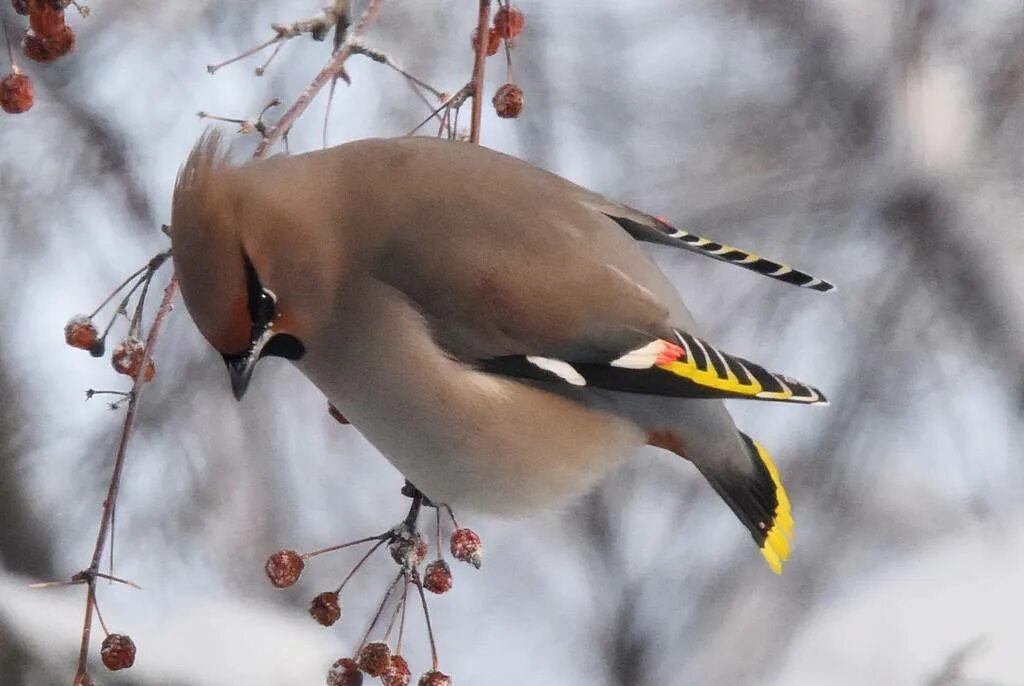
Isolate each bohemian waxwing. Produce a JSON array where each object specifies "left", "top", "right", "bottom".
[{"left": 170, "top": 133, "right": 833, "bottom": 573}]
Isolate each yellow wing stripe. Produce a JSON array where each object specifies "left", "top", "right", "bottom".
[
  {"left": 657, "top": 359, "right": 763, "bottom": 396},
  {"left": 749, "top": 438, "right": 793, "bottom": 574}
]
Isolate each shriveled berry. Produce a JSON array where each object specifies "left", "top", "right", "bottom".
[
  {"left": 389, "top": 533, "right": 427, "bottom": 569},
  {"left": 111, "top": 336, "right": 156, "bottom": 382},
  {"left": 493, "top": 5, "right": 525, "bottom": 39},
  {"left": 22, "top": 25, "right": 75, "bottom": 63},
  {"left": 422, "top": 560, "right": 452, "bottom": 594},
  {"left": 64, "top": 315, "right": 98, "bottom": 350},
  {"left": 28, "top": 0, "right": 66, "bottom": 36},
  {"left": 11, "top": 0, "right": 29, "bottom": 15},
  {"left": 265, "top": 549, "right": 304, "bottom": 588},
  {"left": 492, "top": 82, "right": 524, "bottom": 119},
  {"left": 382, "top": 655, "right": 411, "bottom": 686},
  {"left": 327, "top": 658, "right": 363, "bottom": 686},
  {"left": 1, "top": 72, "right": 34, "bottom": 114},
  {"left": 471, "top": 27, "right": 500, "bottom": 56},
  {"left": 100, "top": 633, "right": 136, "bottom": 671},
  {"left": 309, "top": 591, "right": 341, "bottom": 626},
  {"left": 357, "top": 641, "right": 392, "bottom": 677},
  {"left": 418, "top": 670, "right": 452, "bottom": 686},
  {"left": 449, "top": 528, "right": 483, "bottom": 569}
]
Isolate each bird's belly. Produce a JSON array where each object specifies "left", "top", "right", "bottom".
[{"left": 304, "top": 361, "right": 647, "bottom": 515}]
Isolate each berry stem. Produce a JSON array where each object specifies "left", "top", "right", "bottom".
[
  {"left": 88, "top": 262, "right": 151, "bottom": 319},
  {"left": 354, "top": 568, "right": 404, "bottom": 654},
  {"left": 444, "top": 505, "right": 459, "bottom": 530},
  {"left": 395, "top": 577, "right": 409, "bottom": 654},
  {"left": 302, "top": 533, "right": 388, "bottom": 560},
  {"left": 434, "top": 507, "right": 442, "bottom": 560},
  {"left": 333, "top": 536, "right": 388, "bottom": 594},
  {"left": 412, "top": 568, "right": 440, "bottom": 671},
  {"left": 468, "top": 0, "right": 492, "bottom": 144}
]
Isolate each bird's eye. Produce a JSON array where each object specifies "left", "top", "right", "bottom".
[{"left": 255, "top": 288, "right": 277, "bottom": 325}]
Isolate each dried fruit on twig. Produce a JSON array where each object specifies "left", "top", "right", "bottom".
[
  {"left": 422, "top": 560, "right": 452, "bottom": 594},
  {"left": 265, "top": 549, "right": 304, "bottom": 588},
  {"left": 418, "top": 670, "right": 452, "bottom": 686},
  {"left": 449, "top": 528, "right": 483, "bottom": 569},
  {"left": 383, "top": 655, "right": 411, "bottom": 686},
  {"left": 23, "top": 26, "right": 76, "bottom": 63},
  {"left": 309, "top": 591, "right": 341, "bottom": 626},
  {"left": 64, "top": 315, "right": 99, "bottom": 350},
  {"left": 357, "top": 641, "right": 392, "bottom": 677},
  {"left": 111, "top": 336, "right": 156, "bottom": 382},
  {"left": 492, "top": 82, "right": 524, "bottom": 119},
  {"left": 100, "top": 633, "right": 136, "bottom": 671},
  {"left": 471, "top": 27, "right": 500, "bottom": 57},
  {"left": 1, "top": 72, "right": 34, "bottom": 114},
  {"left": 327, "top": 658, "right": 363, "bottom": 686},
  {"left": 389, "top": 533, "right": 427, "bottom": 569},
  {"left": 28, "top": 0, "right": 66, "bottom": 35},
  {"left": 493, "top": 5, "right": 525, "bottom": 39}
]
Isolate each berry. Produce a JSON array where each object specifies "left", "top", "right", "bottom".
[
  {"left": 309, "top": 591, "right": 341, "bottom": 626},
  {"left": 327, "top": 658, "right": 363, "bottom": 686},
  {"left": 100, "top": 633, "right": 136, "bottom": 671},
  {"left": 265, "top": 549, "right": 304, "bottom": 588},
  {"left": 382, "top": 655, "right": 411, "bottom": 686},
  {"left": 471, "top": 27, "right": 500, "bottom": 57},
  {"left": 389, "top": 533, "right": 427, "bottom": 569},
  {"left": 0, "top": 72, "right": 34, "bottom": 114},
  {"left": 418, "top": 670, "right": 452, "bottom": 686},
  {"left": 111, "top": 336, "right": 156, "bottom": 382},
  {"left": 493, "top": 5, "right": 525, "bottom": 39},
  {"left": 11, "top": 0, "right": 29, "bottom": 15},
  {"left": 28, "top": 0, "right": 66, "bottom": 36},
  {"left": 422, "top": 560, "right": 452, "bottom": 594},
  {"left": 449, "top": 528, "right": 483, "bottom": 569},
  {"left": 64, "top": 315, "right": 98, "bottom": 350},
  {"left": 22, "top": 25, "right": 75, "bottom": 63},
  {"left": 357, "top": 641, "right": 392, "bottom": 677},
  {"left": 492, "top": 83, "right": 524, "bottom": 119}
]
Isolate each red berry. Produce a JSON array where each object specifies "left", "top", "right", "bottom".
[
  {"left": 22, "top": 25, "right": 75, "bottom": 63},
  {"left": 492, "top": 83, "right": 524, "bottom": 119},
  {"left": 357, "top": 641, "right": 392, "bottom": 677},
  {"left": 111, "top": 336, "right": 156, "bottom": 382},
  {"left": 64, "top": 315, "right": 98, "bottom": 350},
  {"left": 418, "top": 670, "right": 452, "bottom": 686},
  {"left": 0, "top": 72, "right": 34, "bottom": 114},
  {"left": 449, "top": 528, "right": 483, "bottom": 569},
  {"left": 471, "top": 27, "right": 500, "bottom": 56},
  {"left": 422, "top": 560, "right": 452, "bottom": 594},
  {"left": 265, "top": 549, "right": 304, "bottom": 588},
  {"left": 309, "top": 591, "right": 341, "bottom": 626},
  {"left": 28, "top": 0, "right": 65, "bottom": 36},
  {"left": 327, "top": 658, "right": 363, "bottom": 686},
  {"left": 382, "top": 655, "right": 411, "bottom": 686},
  {"left": 493, "top": 6, "right": 525, "bottom": 39},
  {"left": 389, "top": 533, "right": 428, "bottom": 569},
  {"left": 100, "top": 633, "right": 136, "bottom": 671}
]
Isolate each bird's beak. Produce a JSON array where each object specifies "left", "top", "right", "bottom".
[{"left": 222, "top": 327, "right": 275, "bottom": 401}]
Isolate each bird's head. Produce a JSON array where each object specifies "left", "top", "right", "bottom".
[{"left": 170, "top": 132, "right": 337, "bottom": 400}]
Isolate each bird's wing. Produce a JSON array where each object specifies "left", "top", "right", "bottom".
[{"left": 478, "top": 327, "right": 827, "bottom": 405}]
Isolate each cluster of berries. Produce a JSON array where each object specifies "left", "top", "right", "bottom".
[
  {"left": 63, "top": 254, "right": 169, "bottom": 385},
  {"left": 265, "top": 519, "right": 484, "bottom": 686},
  {"left": 2, "top": 0, "right": 82, "bottom": 114},
  {"left": 470, "top": 3, "right": 526, "bottom": 119}
]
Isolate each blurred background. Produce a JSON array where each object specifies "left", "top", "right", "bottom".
[{"left": 1, "top": 1, "right": 1022, "bottom": 684}]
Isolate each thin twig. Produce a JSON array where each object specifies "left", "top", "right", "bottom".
[
  {"left": 468, "top": 0, "right": 493, "bottom": 144},
  {"left": 355, "top": 569, "right": 405, "bottom": 653},
  {"left": 302, "top": 533, "right": 387, "bottom": 560},
  {"left": 73, "top": 274, "right": 178, "bottom": 683},
  {"left": 412, "top": 569, "right": 440, "bottom": 671},
  {"left": 254, "top": 0, "right": 386, "bottom": 158},
  {"left": 333, "top": 537, "right": 388, "bottom": 594}
]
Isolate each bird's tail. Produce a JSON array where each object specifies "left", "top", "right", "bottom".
[{"left": 696, "top": 432, "right": 793, "bottom": 574}]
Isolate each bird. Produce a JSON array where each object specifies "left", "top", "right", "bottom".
[{"left": 170, "top": 133, "right": 832, "bottom": 574}]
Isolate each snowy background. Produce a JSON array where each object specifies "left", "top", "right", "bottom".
[{"left": 1, "top": 1, "right": 1022, "bottom": 684}]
